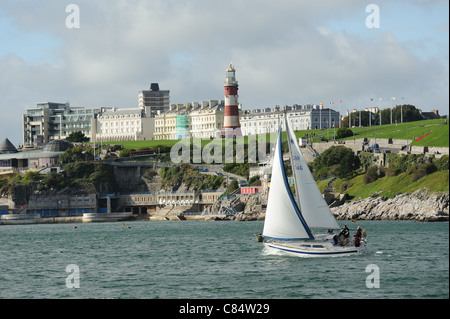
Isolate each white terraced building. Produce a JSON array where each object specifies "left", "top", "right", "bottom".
[
  {"left": 153, "top": 103, "right": 339, "bottom": 140},
  {"left": 154, "top": 100, "right": 225, "bottom": 140},
  {"left": 189, "top": 100, "right": 225, "bottom": 139},
  {"left": 93, "top": 107, "right": 155, "bottom": 142},
  {"left": 240, "top": 105, "right": 340, "bottom": 136}
]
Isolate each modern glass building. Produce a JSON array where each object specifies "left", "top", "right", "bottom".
[{"left": 22, "top": 102, "right": 105, "bottom": 147}]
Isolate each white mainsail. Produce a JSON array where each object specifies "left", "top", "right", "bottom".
[
  {"left": 285, "top": 118, "right": 340, "bottom": 230},
  {"left": 262, "top": 127, "right": 314, "bottom": 241}
]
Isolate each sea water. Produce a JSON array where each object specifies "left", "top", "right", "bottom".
[{"left": 0, "top": 220, "right": 448, "bottom": 299}]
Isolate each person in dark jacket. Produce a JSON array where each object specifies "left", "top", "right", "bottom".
[
  {"left": 354, "top": 226, "right": 363, "bottom": 247},
  {"left": 339, "top": 225, "right": 350, "bottom": 246}
]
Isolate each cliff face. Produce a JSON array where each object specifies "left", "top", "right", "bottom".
[{"left": 331, "top": 189, "right": 449, "bottom": 222}]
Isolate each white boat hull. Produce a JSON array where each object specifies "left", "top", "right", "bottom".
[{"left": 263, "top": 235, "right": 370, "bottom": 257}]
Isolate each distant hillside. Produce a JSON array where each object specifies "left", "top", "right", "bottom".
[{"left": 311, "top": 119, "right": 448, "bottom": 147}]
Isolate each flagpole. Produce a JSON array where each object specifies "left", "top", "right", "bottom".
[
  {"left": 379, "top": 97, "right": 382, "bottom": 126},
  {"left": 390, "top": 97, "right": 395, "bottom": 125},
  {"left": 349, "top": 108, "right": 351, "bottom": 128},
  {"left": 401, "top": 104, "right": 403, "bottom": 123},
  {"left": 339, "top": 100, "right": 341, "bottom": 128}
]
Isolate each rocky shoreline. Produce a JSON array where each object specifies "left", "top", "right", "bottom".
[
  {"left": 232, "top": 189, "right": 449, "bottom": 222},
  {"left": 330, "top": 189, "right": 449, "bottom": 222}
]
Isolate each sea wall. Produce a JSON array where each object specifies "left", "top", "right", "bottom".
[{"left": 331, "top": 189, "right": 449, "bottom": 222}]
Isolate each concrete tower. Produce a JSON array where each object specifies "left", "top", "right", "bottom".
[{"left": 223, "top": 63, "right": 241, "bottom": 136}]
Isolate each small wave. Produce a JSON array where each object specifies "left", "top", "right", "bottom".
[{"left": 261, "top": 246, "right": 286, "bottom": 256}]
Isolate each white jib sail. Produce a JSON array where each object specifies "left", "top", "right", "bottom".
[
  {"left": 286, "top": 119, "right": 340, "bottom": 230},
  {"left": 262, "top": 128, "right": 313, "bottom": 240}
]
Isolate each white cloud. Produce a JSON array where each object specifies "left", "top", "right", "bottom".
[{"left": 0, "top": 0, "right": 448, "bottom": 146}]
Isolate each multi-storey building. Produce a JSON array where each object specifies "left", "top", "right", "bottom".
[
  {"left": 22, "top": 102, "right": 105, "bottom": 147},
  {"left": 240, "top": 105, "right": 340, "bottom": 136},
  {"left": 93, "top": 107, "right": 155, "bottom": 142},
  {"left": 189, "top": 100, "right": 224, "bottom": 139},
  {"left": 154, "top": 104, "right": 188, "bottom": 140},
  {"left": 138, "top": 83, "right": 170, "bottom": 117},
  {"left": 154, "top": 100, "right": 225, "bottom": 140}
]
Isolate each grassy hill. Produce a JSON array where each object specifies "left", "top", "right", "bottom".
[
  {"left": 317, "top": 170, "right": 449, "bottom": 201},
  {"left": 307, "top": 119, "right": 449, "bottom": 147}
]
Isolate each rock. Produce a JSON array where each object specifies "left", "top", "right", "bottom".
[{"left": 331, "top": 189, "right": 449, "bottom": 222}]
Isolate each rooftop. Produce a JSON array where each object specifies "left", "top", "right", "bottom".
[{"left": 0, "top": 138, "right": 18, "bottom": 154}]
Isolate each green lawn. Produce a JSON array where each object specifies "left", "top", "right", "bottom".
[
  {"left": 98, "top": 134, "right": 278, "bottom": 150},
  {"left": 278, "top": 119, "right": 448, "bottom": 147},
  {"left": 331, "top": 119, "right": 449, "bottom": 147},
  {"left": 98, "top": 139, "right": 179, "bottom": 150},
  {"left": 333, "top": 170, "right": 449, "bottom": 200}
]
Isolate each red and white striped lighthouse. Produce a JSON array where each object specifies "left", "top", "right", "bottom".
[{"left": 223, "top": 63, "right": 241, "bottom": 136}]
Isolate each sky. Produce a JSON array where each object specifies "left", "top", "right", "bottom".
[{"left": 0, "top": 0, "right": 448, "bottom": 146}]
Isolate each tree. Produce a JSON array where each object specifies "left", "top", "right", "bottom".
[
  {"left": 364, "top": 166, "right": 380, "bottom": 184},
  {"left": 227, "top": 179, "right": 239, "bottom": 195},
  {"left": 341, "top": 104, "right": 423, "bottom": 127},
  {"left": 59, "top": 145, "right": 93, "bottom": 164},
  {"left": 336, "top": 127, "right": 353, "bottom": 139},
  {"left": 312, "top": 146, "right": 360, "bottom": 179},
  {"left": 66, "top": 131, "right": 89, "bottom": 143}
]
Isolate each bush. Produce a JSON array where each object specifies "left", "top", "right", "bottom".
[
  {"left": 336, "top": 127, "right": 353, "bottom": 139},
  {"left": 223, "top": 163, "right": 249, "bottom": 178},
  {"left": 248, "top": 175, "right": 261, "bottom": 186},
  {"left": 312, "top": 146, "right": 361, "bottom": 179},
  {"left": 59, "top": 145, "right": 94, "bottom": 164},
  {"left": 412, "top": 162, "right": 438, "bottom": 182},
  {"left": 364, "top": 166, "right": 380, "bottom": 184},
  {"left": 359, "top": 152, "right": 376, "bottom": 172},
  {"left": 21, "top": 171, "right": 44, "bottom": 184},
  {"left": 385, "top": 154, "right": 427, "bottom": 176},
  {"left": 227, "top": 179, "right": 239, "bottom": 194},
  {"left": 435, "top": 155, "right": 449, "bottom": 171},
  {"left": 66, "top": 131, "right": 89, "bottom": 142},
  {"left": 160, "top": 164, "right": 224, "bottom": 191},
  {"left": 119, "top": 148, "right": 135, "bottom": 158}
]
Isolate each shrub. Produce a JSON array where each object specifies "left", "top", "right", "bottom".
[
  {"left": 412, "top": 162, "right": 438, "bottom": 182},
  {"left": 227, "top": 179, "right": 239, "bottom": 194},
  {"left": 313, "top": 146, "right": 361, "bottom": 179},
  {"left": 248, "top": 175, "right": 261, "bottom": 186},
  {"left": 385, "top": 153, "right": 427, "bottom": 176},
  {"left": 66, "top": 131, "right": 89, "bottom": 142},
  {"left": 364, "top": 166, "right": 380, "bottom": 184},
  {"left": 119, "top": 148, "right": 135, "bottom": 158},
  {"left": 336, "top": 127, "right": 353, "bottom": 139},
  {"left": 435, "top": 155, "right": 449, "bottom": 171}
]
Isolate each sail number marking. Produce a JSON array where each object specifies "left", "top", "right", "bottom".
[{"left": 293, "top": 155, "right": 303, "bottom": 170}]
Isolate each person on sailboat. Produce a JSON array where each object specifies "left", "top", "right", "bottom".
[
  {"left": 354, "top": 226, "right": 363, "bottom": 247},
  {"left": 339, "top": 225, "right": 350, "bottom": 246}
]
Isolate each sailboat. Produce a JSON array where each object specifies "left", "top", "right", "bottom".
[{"left": 260, "top": 114, "right": 370, "bottom": 257}]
